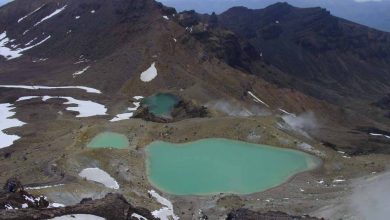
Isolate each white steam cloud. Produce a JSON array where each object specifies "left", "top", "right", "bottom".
[
  {"left": 349, "top": 172, "right": 390, "bottom": 220},
  {"left": 279, "top": 111, "right": 318, "bottom": 137},
  {"left": 206, "top": 100, "right": 271, "bottom": 117},
  {"left": 282, "top": 111, "right": 317, "bottom": 130}
]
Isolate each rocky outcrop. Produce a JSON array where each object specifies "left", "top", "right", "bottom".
[
  {"left": 174, "top": 10, "right": 260, "bottom": 72},
  {"left": 219, "top": 2, "right": 390, "bottom": 103},
  {"left": 1, "top": 178, "right": 49, "bottom": 211},
  {"left": 171, "top": 100, "right": 209, "bottom": 120},
  {"left": 226, "top": 209, "right": 323, "bottom": 220},
  {"left": 133, "top": 99, "right": 208, "bottom": 123},
  {"left": 0, "top": 193, "right": 156, "bottom": 220}
]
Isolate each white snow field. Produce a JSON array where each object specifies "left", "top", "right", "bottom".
[
  {"left": 140, "top": 62, "right": 158, "bottom": 82},
  {"left": 34, "top": 5, "right": 67, "bottom": 27},
  {"left": 148, "top": 190, "right": 179, "bottom": 220},
  {"left": 110, "top": 97, "right": 142, "bottom": 122},
  {"left": 15, "top": 95, "right": 107, "bottom": 117},
  {"left": 0, "top": 85, "right": 102, "bottom": 94},
  {"left": 0, "top": 103, "right": 25, "bottom": 148},
  {"left": 49, "top": 214, "right": 106, "bottom": 220},
  {"left": 18, "top": 4, "right": 45, "bottom": 23},
  {"left": 79, "top": 168, "right": 120, "bottom": 189},
  {"left": 72, "top": 66, "right": 90, "bottom": 78},
  {"left": 42, "top": 96, "right": 107, "bottom": 118},
  {"left": 0, "top": 31, "right": 51, "bottom": 60}
]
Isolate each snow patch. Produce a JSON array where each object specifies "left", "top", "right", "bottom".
[
  {"left": 49, "top": 214, "right": 105, "bottom": 220},
  {"left": 110, "top": 98, "right": 142, "bottom": 122},
  {"left": 110, "top": 112, "right": 134, "bottom": 122},
  {"left": 369, "top": 133, "right": 390, "bottom": 139},
  {"left": 12, "top": 95, "right": 106, "bottom": 118},
  {"left": 140, "top": 62, "right": 158, "bottom": 82},
  {"left": 131, "top": 213, "right": 148, "bottom": 220},
  {"left": 163, "top": 16, "right": 169, "bottom": 20},
  {"left": 32, "top": 58, "right": 48, "bottom": 63},
  {"left": 25, "top": 184, "right": 64, "bottom": 190},
  {"left": 333, "top": 179, "right": 346, "bottom": 183},
  {"left": 72, "top": 66, "right": 90, "bottom": 78},
  {"left": 279, "top": 108, "right": 295, "bottom": 116},
  {"left": 248, "top": 91, "right": 269, "bottom": 107},
  {"left": 16, "top": 96, "right": 40, "bottom": 102},
  {"left": 34, "top": 5, "right": 67, "bottom": 27},
  {"left": 133, "top": 96, "right": 144, "bottom": 100},
  {"left": 75, "top": 16, "right": 80, "bottom": 19},
  {"left": 48, "top": 203, "right": 65, "bottom": 208},
  {"left": 0, "top": 85, "right": 101, "bottom": 94},
  {"left": 25, "top": 37, "right": 38, "bottom": 46},
  {"left": 79, "top": 168, "right": 119, "bottom": 189},
  {"left": 5, "top": 204, "right": 14, "bottom": 210},
  {"left": 42, "top": 96, "right": 107, "bottom": 118},
  {"left": 148, "top": 190, "right": 179, "bottom": 220},
  {"left": 0, "top": 103, "right": 25, "bottom": 149},
  {"left": 18, "top": 4, "right": 45, "bottom": 23},
  {"left": 0, "top": 32, "right": 51, "bottom": 60}
]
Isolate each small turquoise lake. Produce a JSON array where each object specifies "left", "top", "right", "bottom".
[
  {"left": 146, "top": 138, "right": 320, "bottom": 195},
  {"left": 87, "top": 132, "right": 129, "bottom": 149},
  {"left": 141, "top": 93, "right": 179, "bottom": 118}
]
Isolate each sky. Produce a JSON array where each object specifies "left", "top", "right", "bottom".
[
  {"left": 0, "top": 0, "right": 12, "bottom": 7},
  {"left": 0, "top": 0, "right": 11, "bottom": 5}
]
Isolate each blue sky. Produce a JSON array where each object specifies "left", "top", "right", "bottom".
[{"left": 0, "top": 0, "right": 12, "bottom": 6}]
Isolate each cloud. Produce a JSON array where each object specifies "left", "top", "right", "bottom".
[
  {"left": 349, "top": 172, "right": 390, "bottom": 220},
  {"left": 205, "top": 100, "right": 271, "bottom": 117},
  {"left": 282, "top": 112, "right": 318, "bottom": 131}
]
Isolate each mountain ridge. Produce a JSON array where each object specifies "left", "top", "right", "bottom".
[
  {"left": 0, "top": 0, "right": 389, "bottom": 154},
  {"left": 0, "top": 1, "right": 390, "bottom": 219}
]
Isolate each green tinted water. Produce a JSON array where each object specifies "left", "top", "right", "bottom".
[
  {"left": 141, "top": 93, "right": 179, "bottom": 118},
  {"left": 87, "top": 132, "right": 129, "bottom": 149},
  {"left": 146, "top": 138, "right": 320, "bottom": 195}
]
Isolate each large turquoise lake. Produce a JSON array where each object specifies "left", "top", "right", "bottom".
[{"left": 146, "top": 138, "right": 320, "bottom": 195}]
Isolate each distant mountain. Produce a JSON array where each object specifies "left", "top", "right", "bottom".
[
  {"left": 161, "top": 0, "right": 390, "bottom": 32},
  {"left": 219, "top": 2, "right": 390, "bottom": 104},
  {"left": 217, "top": 2, "right": 390, "bottom": 153}
]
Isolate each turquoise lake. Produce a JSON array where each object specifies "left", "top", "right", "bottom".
[
  {"left": 87, "top": 132, "right": 129, "bottom": 149},
  {"left": 146, "top": 138, "right": 320, "bottom": 195},
  {"left": 141, "top": 93, "right": 179, "bottom": 118}
]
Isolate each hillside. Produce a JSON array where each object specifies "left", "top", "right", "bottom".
[
  {"left": 0, "top": 0, "right": 390, "bottom": 219},
  {"left": 219, "top": 3, "right": 390, "bottom": 102}
]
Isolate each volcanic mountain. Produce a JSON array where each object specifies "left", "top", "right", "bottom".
[
  {"left": 219, "top": 3, "right": 390, "bottom": 102},
  {"left": 0, "top": 0, "right": 388, "bottom": 151},
  {"left": 0, "top": 0, "right": 390, "bottom": 219}
]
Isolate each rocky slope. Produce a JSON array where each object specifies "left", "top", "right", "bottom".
[
  {"left": 219, "top": 3, "right": 390, "bottom": 104},
  {"left": 0, "top": 0, "right": 390, "bottom": 219}
]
